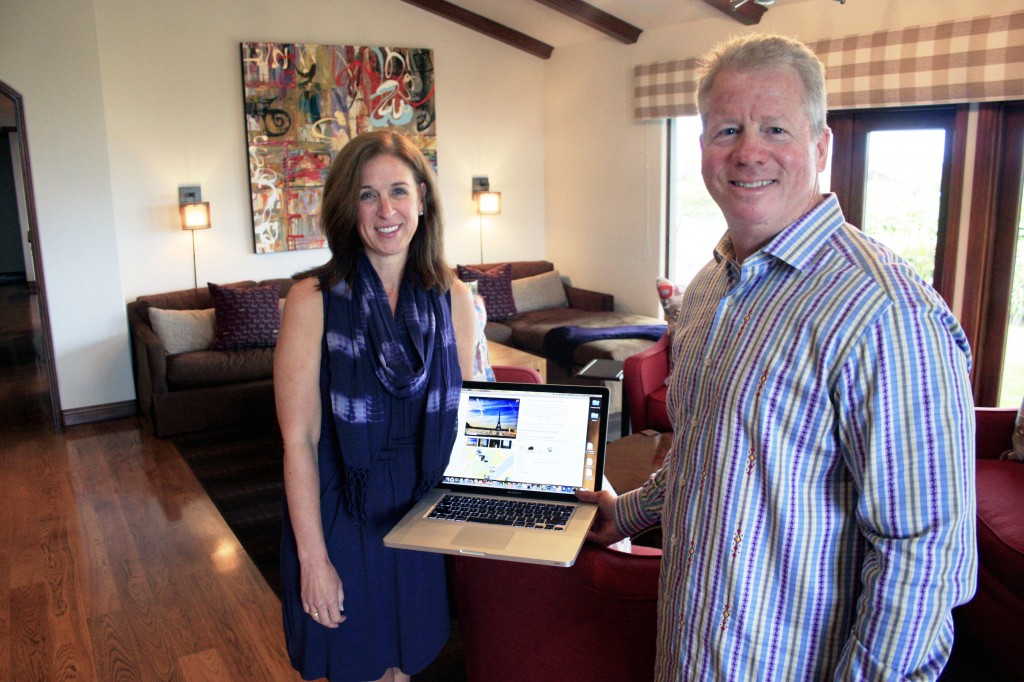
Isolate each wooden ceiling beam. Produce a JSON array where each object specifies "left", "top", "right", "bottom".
[
  {"left": 398, "top": 0, "right": 554, "bottom": 59},
  {"left": 698, "top": 0, "right": 766, "bottom": 26},
  {"left": 529, "top": 0, "right": 642, "bottom": 45}
]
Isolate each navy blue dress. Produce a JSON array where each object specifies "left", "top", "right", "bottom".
[{"left": 279, "top": 290, "right": 450, "bottom": 681}]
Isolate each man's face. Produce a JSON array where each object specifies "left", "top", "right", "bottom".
[{"left": 700, "top": 67, "right": 830, "bottom": 259}]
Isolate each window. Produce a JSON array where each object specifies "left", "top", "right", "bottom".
[
  {"left": 666, "top": 116, "right": 725, "bottom": 286},
  {"left": 827, "top": 107, "right": 963, "bottom": 301}
]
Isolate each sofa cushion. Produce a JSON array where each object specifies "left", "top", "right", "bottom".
[
  {"left": 149, "top": 307, "right": 216, "bottom": 355},
  {"left": 471, "top": 293, "right": 495, "bottom": 382},
  {"left": 1006, "top": 396, "right": 1024, "bottom": 461},
  {"left": 975, "top": 459, "right": 1024, "bottom": 601},
  {"left": 506, "top": 308, "right": 665, "bottom": 360},
  {"left": 512, "top": 269, "right": 568, "bottom": 313},
  {"left": 209, "top": 281, "right": 282, "bottom": 350},
  {"left": 165, "top": 348, "right": 275, "bottom": 389},
  {"left": 656, "top": 277, "right": 685, "bottom": 325},
  {"left": 458, "top": 264, "right": 517, "bottom": 321}
]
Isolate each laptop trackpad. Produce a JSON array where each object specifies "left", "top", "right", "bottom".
[{"left": 453, "top": 526, "right": 514, "bottom": 550}]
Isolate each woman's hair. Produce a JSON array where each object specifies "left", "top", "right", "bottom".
[
  {"left": 299, "top": 130, "right": 451, "bottom": 291},
  {"left": 696, "top": 33, "right": 828, "bottom": 136}
]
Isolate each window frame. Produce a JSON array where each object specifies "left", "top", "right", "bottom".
[
  {"left": 826, "top": 105, "right": 968, "bottom": 305},
  {"left": 963, "top": 102, "right": 1024, "bottom": 406}
]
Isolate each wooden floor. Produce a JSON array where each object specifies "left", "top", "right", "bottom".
[{"left": 0, "top": 282, "right": 307, "bottom": 680}]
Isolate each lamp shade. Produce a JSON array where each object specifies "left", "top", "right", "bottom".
[
  {"left": 476, "top": 191, "right": 502, "bottom": 215},
  {"left": 180, "top": 202, "right": 211, "bottom": 230}
]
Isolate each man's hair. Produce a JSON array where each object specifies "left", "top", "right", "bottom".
[
  {"left": 300, "top": 130, "right": 451, "bottom": 292},
  {"left": 696, "top": 33, "right": 828, "bottom": 135}
]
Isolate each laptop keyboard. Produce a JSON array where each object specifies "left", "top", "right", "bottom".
[{"left": 428, "top": 494, "right": 573, "bottom": 531}]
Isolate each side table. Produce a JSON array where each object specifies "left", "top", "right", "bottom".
[
  {"left": 603, "top": 431, "right": 671, "bottom": 493},
  {"left": 576, "top": 358, "right": 629, "bottom": 438}
]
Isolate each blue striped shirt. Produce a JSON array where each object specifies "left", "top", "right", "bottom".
[{"left": 615, "top": 194, "right": 976, "bottom": 681}]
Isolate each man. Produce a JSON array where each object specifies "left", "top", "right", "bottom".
[{"left": 579, "top": 34, "right": 976, "bottom": 680}]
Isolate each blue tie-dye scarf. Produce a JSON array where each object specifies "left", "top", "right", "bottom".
[{"left": 324, "top": 251, "right": 461, "bottom": 524}]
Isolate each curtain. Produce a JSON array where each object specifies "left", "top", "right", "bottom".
[{"left": 634, "top": 10, "right": 1024, "bottom": 120}]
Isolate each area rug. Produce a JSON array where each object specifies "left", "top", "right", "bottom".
[
  {"left": 172, "top": 422, "right": 286, "bottom": 595},
  {"left": 171, "top": 422, "right": 467, "bottom": 681}
]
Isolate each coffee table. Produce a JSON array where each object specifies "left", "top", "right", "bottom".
[
  {"left": 487, "top": 341, "right": 546, "bottom": 382},
  {"left": 603, "top": 431, "right": 672, "bottom": 494}
]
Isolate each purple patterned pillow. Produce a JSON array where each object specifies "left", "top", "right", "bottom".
[
  {"left": 208, "top": 282, "right": 282, "bottom": 350},
  {"left": 457, "top": 264, "right": 518, "bottom": 321}
]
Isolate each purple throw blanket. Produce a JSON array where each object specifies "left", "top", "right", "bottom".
[{"left": 542, "top": 324, "right": 667, "bottom": 369}]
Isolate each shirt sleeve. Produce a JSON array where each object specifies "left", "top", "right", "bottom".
[
  {"left": 613, "top": 465, "right": 669, "bottom": 538},
  {"left": 832, "top": 295, "right": 976, "bottom": 680}
]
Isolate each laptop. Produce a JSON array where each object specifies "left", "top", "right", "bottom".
[{"left": 384, "top": 381, "right": 609, "bottom": 567}]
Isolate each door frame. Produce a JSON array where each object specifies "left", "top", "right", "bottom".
[{"left": 1, "top": 79, "right": 62, "bottom": 432}]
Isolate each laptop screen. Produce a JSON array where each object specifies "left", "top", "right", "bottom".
[{"left": 441, "top": 381, "right": 608, "bottom": 501}]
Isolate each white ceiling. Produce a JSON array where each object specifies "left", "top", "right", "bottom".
[{"left": 452, "top": 0, "right": 726, "bottom": 50}]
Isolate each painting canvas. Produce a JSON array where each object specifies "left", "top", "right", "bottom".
[{"left": 241, "top": 42, "right": 436, "bottom": 253}]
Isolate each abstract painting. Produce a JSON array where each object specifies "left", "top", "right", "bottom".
[{"left": 241, "top": 42, "right": 436, "bottom": 253}]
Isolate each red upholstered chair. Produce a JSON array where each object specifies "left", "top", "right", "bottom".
[
  {"left": 623, "top": 332, "right": 672, "bottom": 433},
  {"left": 448, "top": 543, "right": 661, "bottom": 682},
  {"left": 950, "top": 407, "right": 1022, "bottom": 679},
  {"left": 491, "top": 365, "right": 543, "bottom": 384}
]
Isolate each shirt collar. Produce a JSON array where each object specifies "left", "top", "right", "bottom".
[{"left": 714, "top": 193, "right": 846, "bottom": 272}]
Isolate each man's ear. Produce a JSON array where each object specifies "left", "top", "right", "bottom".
[{"left": 815, "top": 127, "right": 832, "bottom": 173}]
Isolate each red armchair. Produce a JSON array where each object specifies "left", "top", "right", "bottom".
[
  {"left": 949, "top": 407, "right": 1022, "bottom": 679},
  {"left": 623, "top": 332, "right": 672, "bottom": 433},
  {"left": 491, "top": 364, "right": 544, "bottom": 384},
  {"left": 448, "top": 543, "right": 661, "bottom": 682}
]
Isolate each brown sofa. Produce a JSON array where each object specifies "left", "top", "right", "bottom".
[
  {"left": 127, "top": 279, "right": 294, "bottom": 437},
  {"left": 466, "top": 261, "right": 666, "bottom": 395}
]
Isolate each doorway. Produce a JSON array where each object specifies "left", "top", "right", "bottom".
[{"left": 1, "top": 81, "right": 62, "bottom": 432}]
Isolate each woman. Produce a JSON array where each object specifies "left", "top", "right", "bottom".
[{"left": 274, "top": 130, "right": 476, "bottom": 682}]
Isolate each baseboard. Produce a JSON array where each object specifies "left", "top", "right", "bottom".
[{"left": 62, "top": 400, "right": 137, "bottom": 426}]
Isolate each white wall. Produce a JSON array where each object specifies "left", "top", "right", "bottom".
[
  {"left": 0, "top": 0, "right": 547, "bottom": 412},
  {"left": 544, "top": 0, "right": 1014, "bottom": 316},
  {"left": 0, "top": 0, "right": 130, "bottom": 411}
]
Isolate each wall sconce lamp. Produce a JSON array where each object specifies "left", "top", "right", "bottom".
[
  {"left": 472, "top": 176, "right": 501, "bottom": 264},
  {"left": 179, "top": 184, "right": 211, "bottom": 288}
]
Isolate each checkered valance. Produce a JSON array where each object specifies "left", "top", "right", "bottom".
[{"left": 634, "top": 10, "right": 1024, "bottom": 120}]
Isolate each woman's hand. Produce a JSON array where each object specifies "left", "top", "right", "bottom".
[{"left": 301, "top": 556, "right": 346, "bottom": 628}]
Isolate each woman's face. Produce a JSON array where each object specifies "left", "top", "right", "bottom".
[{"left": 356, "top": 153, "right": 425, "bottom": 266}]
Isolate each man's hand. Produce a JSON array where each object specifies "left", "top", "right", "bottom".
[{"left": 576, "top": 488, "right": 627, "bottom": 546}]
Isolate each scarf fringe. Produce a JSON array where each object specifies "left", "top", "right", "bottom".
[{"left": 345, "top": 467, "right": 369, "bottom": 524}]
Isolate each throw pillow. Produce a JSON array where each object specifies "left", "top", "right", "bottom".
[
  {"left": 208, "top": 282, "right": 282, "bottom": 350},
  {"left": 656, "top": 277, "right": 685, "bottom": 325},
  {"left": 1004, "top": 396, "right": 1024, "bottom": 462},
  {"left": 149, "top": 307, "right": 216, "bottom": 355},
  {"left": 471, "top": 293, "right": 496, "bottom": 382},
  {"left": 512, "top": 269, "right": 568, "bottom": 314},
  {"left": 457, "top": 263, "right": 517, "bottom": 321}
]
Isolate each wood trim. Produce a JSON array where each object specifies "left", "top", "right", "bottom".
[
  {"left": 398, "top": 0, "right": 554, "bottom": 59},
  {"left": 698, "top": 0, "right": 766, "bottom": 26},
  {"left": 62, "top": 400, "right": 137, "bottom": 427},
  {"left": 937, "top": 107, "right": 968, "bottom": 308},
  {"left": 975, "top": 104, "right": 1024, "bottom": 406},
  {"left": 826, "top": 114, "right": 854, "bottom": 217},
  {"left": 961, "top": 104, "right": 1002, "bottom": 404},
  {"left": 530, "top": 0, "right": 641, "bottom": 44}
]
